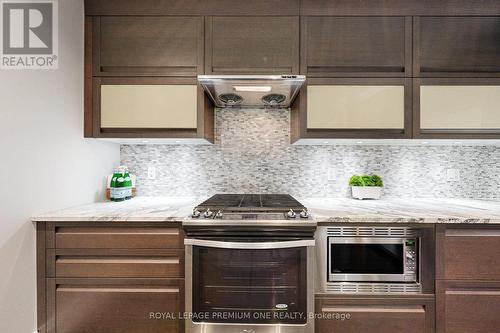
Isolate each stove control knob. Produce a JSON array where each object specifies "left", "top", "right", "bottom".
[
  {"left": 203, "top": 209, "right": 213, "bottom": 218},
  {"left": 191, "top": 208, "right": 201, "bottom": 218},
  {"left": 299, "top": 209, "right": 309, "bottom": 218},
  {"left": 215, "top": 210, "right": 223, "bottom": 219},
  {"left": 287, "top": 209, "right": 297, "bottom": 218}
]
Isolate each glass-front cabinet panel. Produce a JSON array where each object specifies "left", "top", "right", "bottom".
[
  {"left": 420, "top": 85, "right": 500, "bottom": 129},
  {"left": 192, "top": 246, "right": 307, "bottom": 324},
  {"left": 307, "top": 85, "right": 405, "bottom": 129},
  {"left": 100, "top": 84, "right": 198, "bottom": 129}
]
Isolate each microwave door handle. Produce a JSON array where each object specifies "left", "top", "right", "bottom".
[{"left": 184, "top": 239, "right": 315, "bottom": 249}]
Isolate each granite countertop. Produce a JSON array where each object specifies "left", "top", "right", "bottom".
[
  {"left": 301, "top": 198, "right": 500, "bottom": 224},
  {"left": 31, "top": 197, "right": 199, "bottom": 222},
  {"left": 31, "top": 196, "right": 500, "bottom": 224}
]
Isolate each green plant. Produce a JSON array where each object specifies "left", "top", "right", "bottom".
[{"left": 349, "top": 174, "right": 383, "bottom": 187}]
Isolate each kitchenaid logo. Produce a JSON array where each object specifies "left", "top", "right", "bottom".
[{"left": 1, "top": 0, "right": 58, "bottom": 69}]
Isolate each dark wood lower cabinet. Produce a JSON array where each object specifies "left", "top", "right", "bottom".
[
  {"left": 37, "top": 222, "right": 500, "bottom": 332},
  {"left": 37, "top": 222, "right": 185, "bottom": 333},
  {"left": 436, "top": 225, "right": 500, "bottom": 333},
  {"left": 436, "top": 280, "right": 500, "bottom": 333},
  {"left": 47, "top": 278, "right": 183, "bottom": 333},
  {"left": 315, "top": 295, "right": 435, "bottom": 333}
]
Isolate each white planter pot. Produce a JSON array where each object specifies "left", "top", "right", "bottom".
[{"left": 351, "top": 186, "right": 383, "bottom": 200}]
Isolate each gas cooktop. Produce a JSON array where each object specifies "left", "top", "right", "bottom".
[{"left": 186, "top": 194, "right": 312, "bottom": 225}]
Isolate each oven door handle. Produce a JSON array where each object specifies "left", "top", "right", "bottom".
[{"left": 184, "top": 238, "right": 315, "bottom": 249}]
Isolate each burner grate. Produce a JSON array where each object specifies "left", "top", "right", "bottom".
[{"left": 195, "top": 194, "right": 305, "bottom": 213}]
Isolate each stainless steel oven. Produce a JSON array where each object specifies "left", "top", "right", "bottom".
[
  {"left": 185, "top": 236, "right": 315, "bottom": 333},
  {"left": 317, "top": 226, "right": 422, "bottom": 294}
]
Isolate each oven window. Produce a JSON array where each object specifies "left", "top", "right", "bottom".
[
  {"left": 192, "top": 246, "right": 307, "bottom": 324},
  {"left": 330, "top": 243, "right": 404, "bottom": 275}
]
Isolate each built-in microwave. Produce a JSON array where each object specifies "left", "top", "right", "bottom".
[{"left": 317, "top": 226, "right": 422, "bottom": 294}]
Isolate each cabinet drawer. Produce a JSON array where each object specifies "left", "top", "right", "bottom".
[
  {"left": 54, "top": 226, "right": 182, "bottom": 249},
  {"left": 47, "top": 250, "right": 183, "bottom": 278},
  {"left": 316, "top": 296, "right": 434, "bottom": 333},
  {"left": 437, "top": 280, "right": 500, "bottom": 333},
  {"left": 50, "top": 280, "right": 182, "bottom": 333},
  {"left": 436, "top": 226, "right": 500, "bottom": 280}
]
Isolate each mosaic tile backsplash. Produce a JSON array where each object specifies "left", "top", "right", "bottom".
[{"left": 121, "top": 109, "right": 500, "bottom": 199}]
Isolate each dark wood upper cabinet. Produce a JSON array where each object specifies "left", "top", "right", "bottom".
[
  {"left": 291, "top": 77, "right": 413, "bottom": 142},
  {"left": 87, "top": 77, "right": 214, "bottom": 141},
  {"left": 301, "top": 16, "right": 412, "bottom": 77},
  {"left": 94, "top": 16, "right": 204, "bottom": 77},
  {"left": 85, "top": 0, "right": 299, "bottom": 16},
  {"left": 301, "top": 0, "right": 500, "bottom": 16},
  {"left": 414, "top": 17, "right": 500, "bottom": 77},
  {"left": 205, "top": 16, "right": 299, "bottom": 74}
]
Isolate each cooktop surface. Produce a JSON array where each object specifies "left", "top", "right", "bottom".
[
  {"left": 186, "top": 194, "right": 314, "bottom": 225},
  {"left": 195, "top": 193, "right": 306, "bottom": 212}
]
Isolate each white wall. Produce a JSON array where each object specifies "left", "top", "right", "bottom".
[{"left": 0, "top": 1, "right": 120, "bottom": 332}]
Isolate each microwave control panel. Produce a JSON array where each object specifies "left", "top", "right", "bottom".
[{"left": 404, "top": 239, "right": 417, "bottom": 280}]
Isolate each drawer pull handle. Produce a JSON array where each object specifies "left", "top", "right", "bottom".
[
  {"left": 56, "top": 227, "right": 179, "bottom": 235},
  {"left": 446, "top": 229, "right": 500, "bottom": 237},
  {"left": 56, "top": 258, "right": 179, "bottom": 264},
  {"left": 57, "top": 287, "right": 180, "bottom": 293},
  {"left": 446, "top": 290, "right": 500, "bottom": 296},
  {"left": 321, "top": 306, "right": 425, "bottom": 314}
]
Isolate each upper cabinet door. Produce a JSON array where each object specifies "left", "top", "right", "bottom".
[
  {"left": 205, "top": 16, "right": 300, "bottom": 74},
  {"left": 414, "top": 17, "right": 500, "bottom": 77},
  {"left": 301, "top": 16, "right": 412, "bottom": 77},
  {"left": 290, "top": 77, "right": 412, "bottom": 142},
  {"left": 414, "top": 78, "right": 500, "bottom": 139},
  {"left": 94, "top": 16, "right": 204, "bottom": 76}
]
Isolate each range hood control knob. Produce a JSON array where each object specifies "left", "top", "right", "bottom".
[
  {"left": 300, "top": 209, "right": 309, "bottom": 218},
  {"left": 203, "top": 209, "right": 213, "bottom": 218},
  {"left": 215, "top": 210, "right": 223, "bottom": 219},
  {"left": 191, "top": 208, "right": 201, "bottom": 218},
  {"left": 287, "top": 209, "right": 296, "bottom": 218}
]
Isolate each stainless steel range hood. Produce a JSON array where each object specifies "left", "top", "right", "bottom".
[{"left": 198, "top": 75, "right": 306, "bottom": 108}]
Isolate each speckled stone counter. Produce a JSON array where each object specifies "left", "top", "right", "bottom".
[
  {"left": 32, "top": 196, "right": 500, "bottom": 224},
  {"left": 31, "top": 197, "right": 200, "bottom": 222},
  {"left": 302, "top": 198, "right": 500, "bottom": 224}
]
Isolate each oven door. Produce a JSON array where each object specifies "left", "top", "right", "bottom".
[
  {"left": 185, "top": 238, "right": 315, "bottom": 333},
  {"left": 328, "top": 237, "right": 408, "bottom": 282}
]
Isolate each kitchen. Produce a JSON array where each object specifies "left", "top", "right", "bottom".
[{"left": 1, "top": 0, "right": 500, "bottom": 333}]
